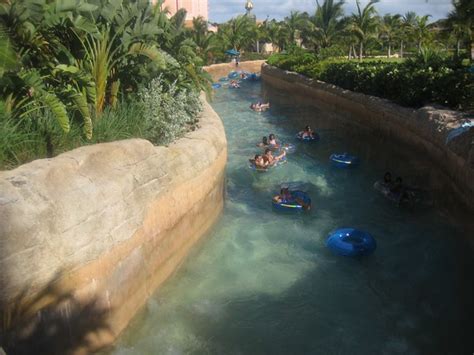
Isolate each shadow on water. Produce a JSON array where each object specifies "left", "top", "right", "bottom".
[
  {"left": 175, "top": 241, "right": 474, "bottom": 355},
  {"left": 0, "top": 270, "right": 112, "bottom": 355}
]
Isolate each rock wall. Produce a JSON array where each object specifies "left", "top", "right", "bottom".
[
  {"left": 262, "top": 63, "right": 474, "bottom": 211},
  {"left": 0, "top": 94, "right": 227, "bottom": 354},
  {"left": 204, "top": 60, "right": 265, "bottom": 81}
]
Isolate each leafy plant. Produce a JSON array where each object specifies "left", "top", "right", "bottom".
[
  {"left": 268, "top": 52, "right": 473, "bottom": 111},
  {"left": 139, "top": 77, "right": 202, "bottom": 145}
]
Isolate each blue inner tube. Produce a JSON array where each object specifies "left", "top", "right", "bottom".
[
  {"left": 329, "top": 153, "right": 359, "bottom": 167},
  {"left": 248, "top": 73, "right": 260, "bottom": 81},
  {"left": 296, "top": 132, "right": 320, "bottom": 141},
  {"left": 326, "top": 228, "right": 376, "bottom": 257},
  {"left": 212, "top": 83, "right": 221, "bottom": 89},
  {"left": 219, "top": 77, "right": 229, "bottom": 82},
  {"left": 228, "top": 71, "right": 239, "bottom": 79},
  {"left": 272, "top": 190, "right": 311, "bottom": 212}
]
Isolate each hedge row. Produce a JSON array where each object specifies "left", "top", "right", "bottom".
[{"left": 267, "top": 52, "right": 473, "bottom": 111}]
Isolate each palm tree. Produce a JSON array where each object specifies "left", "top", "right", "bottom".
[
  {"left": 190, "top": 18, "right": 216, "bottom": 64},
  {"left": 413, "top": 15, "right": 432, "bottom": 52},
  {"left": 379, "top": 14, "right": 401, "bottom": 58},
  {"left": 304, "top": 0, "right": 345, "bottom": 51},
  {"left": 191, "top": 16, "right": 209, "bottom": 49},
  {"left": 0, "top": 0, "right": 97, "bottom": 138},
  {"left": 218, "top": 15, "right": 257, "bottom": 52},
  {"left": 398, "top": 11, "right": 417, "bottom": 58},
  {"left": 283, "top": 11, "right": 308, "bottom": 46},
  {"left": 350, "top": 0, "right": 380, "bottom": 60},
  {"left": 78, "top": 1, "right": 178, "bottom": 114},
  {"left": 265, "top": 20, "right": 287, "bottom": 52},
  {"left": 448, "top": 0, "right": 473, "bottom": 59}
]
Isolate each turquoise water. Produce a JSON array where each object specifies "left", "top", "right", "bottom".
[{"left": 113, "top": 81, "right": 474, "bottom": 355}]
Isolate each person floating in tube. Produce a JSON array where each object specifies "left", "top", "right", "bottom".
[
  {"left": 263, "top": 148, "right": 286, "bottom": 166},
  {"left": 299, "top": 125, "right": 317, "bottom": 139},
  {"left": 268, "top": 133, "right": 279, "bottom": 148},
  {"left": 273, "top": 187, "right": 311, "bottom": 211},
  {"left": 257, "top": 136, "right": 269, "bottom": 147},
  {"left": 250, "top": 102, "right": 270, "bottom": 112},
  {"left": 249, "top": 154, "right": 267, "bottom": 170}
]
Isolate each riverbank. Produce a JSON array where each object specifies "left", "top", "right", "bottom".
[
  {"left": 0, "top": 94, "right": 227, "bottom": 354},
  {"left": 262, "top": 63, "right": 474, "bottom": 213}
]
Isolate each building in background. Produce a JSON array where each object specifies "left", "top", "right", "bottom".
[{"left": 160, "top": 0, "right": 208, "bottom": 21}]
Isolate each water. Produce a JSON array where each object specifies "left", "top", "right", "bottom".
[{"left": 113, "top": 81, "right": 474, "bottom": 355}]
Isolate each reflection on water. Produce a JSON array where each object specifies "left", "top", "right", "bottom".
[{"left": 112, "top": 81, "right": 474, "bottom": 355}]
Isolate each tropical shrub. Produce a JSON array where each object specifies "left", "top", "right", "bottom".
[
  {"left": 268, "top": 51, "right": 473, "bottom": 111},
  {"left": 139, "top": 77, "right": 202, "bottom": 145},
  {"left": 0, "top": 0, "right": 209, "bottom": 169}
]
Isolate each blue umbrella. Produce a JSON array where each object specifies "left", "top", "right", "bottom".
[{"left": 225, "top": 49, "right": 240, "bottom": 56}]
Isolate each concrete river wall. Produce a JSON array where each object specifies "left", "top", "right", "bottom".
[{"left": 262, "top": 63, "right": 474, "bottom": 213}]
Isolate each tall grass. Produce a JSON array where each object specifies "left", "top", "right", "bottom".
[{"left": 0, "top": 102, "right": 147, "bottom": 170}]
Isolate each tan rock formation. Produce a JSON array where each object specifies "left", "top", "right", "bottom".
[{"left": 0, "top": 94, "right": 227, "bottom": 354}]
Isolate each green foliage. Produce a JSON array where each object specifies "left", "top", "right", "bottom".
[
  {"left": 268, "top": 51, "right": 473, "bottom": 111},
  {"left": 240, "top": 52, "right": 270, "bottom": 61},
  {"left": 0, "top": 0, "right": 209, "bottom": 169},
  {"left": 139, "top": 77, "right": 202, "bottom": 146},
  {"left": 0, "top": 101, "right": 148, "bottom": 170}
]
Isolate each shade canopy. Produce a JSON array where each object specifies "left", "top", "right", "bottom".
[{"left": 225, "top": 49, "right": 240, "bottom": 56}]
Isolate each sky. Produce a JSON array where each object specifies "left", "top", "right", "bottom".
[{"left": 208, "top": 0, "right": 454, "bottom": 23}]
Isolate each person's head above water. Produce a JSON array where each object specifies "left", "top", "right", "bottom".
[
  {"left": 264, "top": 148, "right": 272, "bottom": 155},
  {"left": 384, "top": 172, "right": 392, "bottom": 183},
  {"left": 305, "top": 125, "right": 312, "bottom": 132},
  {"left": 269, "top": 133, "right": 275, "bottom": 140},
  {"left": 254, "top": 154, "right": 261, "bottom": 160},
  {"left": 262, "top": 136, "right": 268, "bottom": 144}
]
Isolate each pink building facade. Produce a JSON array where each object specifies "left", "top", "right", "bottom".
[{"left": 160, "top": 0, "right": 209, "bottom": 21}]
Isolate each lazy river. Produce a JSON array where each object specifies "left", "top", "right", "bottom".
[{"left": 112, "top": 79, "right": 474, "bottom": 354}]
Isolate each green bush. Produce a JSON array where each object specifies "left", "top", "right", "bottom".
[
  {"left": 0, "top": 79, "right": 204, "bottom": 169},
  {"left": 240, "top": 52, "right": 270, "bottom": 61},
  {"left": 267, "top": 52, "right": 473, "bottom": 111},
  {"left": 139, "top": 77, "right": 202, "bottom": 145}
]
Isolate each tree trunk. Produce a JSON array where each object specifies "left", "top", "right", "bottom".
[
  {"left": 400, "top": 40, "right": 404, "bottom": 58},
  {"left": 256, "top": 40, "right": 260, "bottom": 53},
  {"left": 388, "top": 43, "right": 391, "bottom": 58},
  {"left": 359, "top": 41, "right": 363, "bottom": 61},
  {"left": 456, "top": 39, "right": 460, "bottom": 57},
  {"left": 348, "top": 45, "right": 352, "bottom": 60},
  {"left": 353, "top": 44, "right": 358, "bottom": 59},
  {"left": 471, "top": 41, "right": 474, "bottom": 61}
]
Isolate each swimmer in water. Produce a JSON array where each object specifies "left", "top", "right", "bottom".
[
  {"left": 250, "top": 154, "right": 267, "bottom": 169},
  {"left": 257, "top": 136, "right": 269, "bottom": 147},
  {"left": 299, "top": 125, "right": 316, "bottom": 138},
  {"left": 263, "top": 148, "right": 286, "bottom": 166}
]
